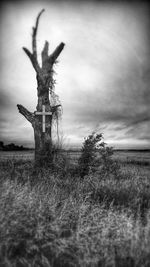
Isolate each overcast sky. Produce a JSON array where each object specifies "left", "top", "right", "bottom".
[{"left": 0, "top": 0, "right": 150, "bottom": 149}]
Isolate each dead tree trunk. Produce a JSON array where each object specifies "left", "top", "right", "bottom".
[{"left": 17, "top": 9, "right": 65, "bottom": 166}]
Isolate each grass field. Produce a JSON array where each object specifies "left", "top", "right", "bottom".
[
  {"left": 0, "top": 150, "right": 150, "bottom": 266},
  {"left": 0, "top": 149, "right": 150, "bottom": 164}
]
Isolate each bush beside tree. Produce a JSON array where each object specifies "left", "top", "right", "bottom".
[{"left": 78, "top": 132, "right": 120, "bottom": 178}]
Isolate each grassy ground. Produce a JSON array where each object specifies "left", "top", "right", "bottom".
[{"left": 0, "top": 156, "right": 150, "bottom": 267}]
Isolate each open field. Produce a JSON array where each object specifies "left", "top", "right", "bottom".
[
  {"left": 0, "top": 150, "right": 150, "bottom": 165},
  {"left": 0, "top": 151, "right": 150, "bottom": 266},
  {"left": 0, "top": 150, "right": 34, "bottom": 161},
  {"left": 66, "top": 150, "right": 150, "bottom": 166}
]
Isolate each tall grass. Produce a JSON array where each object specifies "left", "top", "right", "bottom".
[{"left": 0, "top": 158, "right": 150, "bottom": 266}]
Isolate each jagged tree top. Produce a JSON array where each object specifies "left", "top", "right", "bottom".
[{"left": 23, "top": 9, "right": 65, "bottom": 92}]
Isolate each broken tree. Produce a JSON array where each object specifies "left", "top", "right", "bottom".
[{"left": 17, "top": 9, "right": 65, "bottom": 166}]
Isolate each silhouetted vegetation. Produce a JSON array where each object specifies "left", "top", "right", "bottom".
[{"left": 0, "top": 141, "right": 31, "bottom": 151}]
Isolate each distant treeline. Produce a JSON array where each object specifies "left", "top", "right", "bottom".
[
  {"left": 0, "top": 142, "right": 149, "bottom": 152},
  {"left": 0, "top": 141, "right": 31, "bottom": 151}
]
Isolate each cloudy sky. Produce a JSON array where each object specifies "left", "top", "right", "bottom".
[{"left": 0, "top": 0, "right": 150, "bottom": 149}]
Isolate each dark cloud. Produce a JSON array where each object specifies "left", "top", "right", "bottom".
[{"left": 137, "top": 135, "right": 150, "bottom": 141}]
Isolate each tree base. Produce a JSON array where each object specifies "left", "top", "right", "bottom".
[{"left": 34, "top": 148, "right": 54, "bottom": 168}]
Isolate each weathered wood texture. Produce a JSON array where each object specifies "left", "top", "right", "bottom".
[{"left": 17, "top": 9, "right": 65, "bottom": 166}]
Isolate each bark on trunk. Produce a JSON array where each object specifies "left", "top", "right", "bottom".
[
  {"left": 34, "top": 110, "right": 53, "bottom": 166},
  {"left": 17, "top": 9, "right": 64, "bottom": 167}
]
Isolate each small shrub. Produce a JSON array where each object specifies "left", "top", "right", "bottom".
[{"left": 78, "top": 132, "right": 120, "bottom": 178}]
